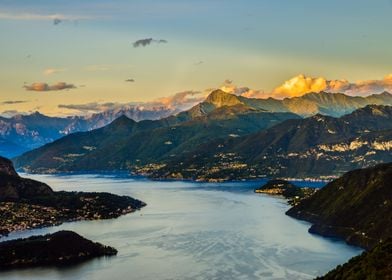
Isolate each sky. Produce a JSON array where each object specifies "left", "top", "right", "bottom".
[{"left": 1, "top": 0, "right": 392, "bottom": 116}]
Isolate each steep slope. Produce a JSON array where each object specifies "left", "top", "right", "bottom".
[
  {"left": 316, "top": 239, "right": 392, "bottom": 279},
  {"left": 152, "top": 105, "right": 392, "bottom": 181},
  {"left": 175, "top": 89, "right": 257, "bottom": 119},
  {"left": 286, "top": 163, "right": 392, "bottom": 250},
  {"left": 0, "top": 156, "right": 18, "bottom": 177},
  {"left": 0, "top": 156, "right": 53, "bottom": 201},
  {"left": 282, "top": 92, "right": 369, "bottom": 116}
]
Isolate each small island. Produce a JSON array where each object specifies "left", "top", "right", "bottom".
[
  {"left": 254, "top": 179, "right": 318, "bottom": 205},
  {"left": 0, "top": 230, "right": 117, "bottom": 269}
]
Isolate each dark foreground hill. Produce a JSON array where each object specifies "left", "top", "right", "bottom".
[
  {"left": 0, "top": 231, "right": 117, "bottom": 270},
  {"left": 287, "top": 163, "right": 392, "bottom": 250},
  {"left": 316, "top": 239, "right": 392, "bottom": 280},
  {"left": 285, "top": 163, "right": 392, "bottom": 279}
]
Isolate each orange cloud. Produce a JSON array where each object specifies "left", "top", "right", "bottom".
[
  {"left": 271, "top": 74, "right": 392, "bottom": 99},
  {"left": 273, "top": 74, "right": 329, "bottom": 98},
  {"left": 155, "top": 90, "right": 206, "bottom": 110},
  {"left": 24, "top": 82, "right": 76, "bottom": 91},
  {"left": 219, "top": 80, "right": 269, "bottom": 99}
]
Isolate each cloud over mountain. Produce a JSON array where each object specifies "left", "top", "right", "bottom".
[
  {"left": 24, "top": 82, "right": 76, "bottom": 91},
  {"left": 219, "top": 80, "right": 269, "bottom": 99},
  {"left": 272, "top": 74, "right": 392, "bottom": 98},
  {"left": 58, "top": 90, "right": 206, "bottom": 115},
  {"left": 154, "top": 90, "right": 204, "bottom": 109},
  {"left": 216, "top": 74, "right": 392, "bottom": 100}
]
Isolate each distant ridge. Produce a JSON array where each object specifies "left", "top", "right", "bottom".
[{"left": 13, "top": 103, "right": 392, "bottom": 180}]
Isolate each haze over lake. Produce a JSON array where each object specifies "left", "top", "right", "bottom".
[{"left": 0, "top": 174, "right": 362, "bottom": 280}]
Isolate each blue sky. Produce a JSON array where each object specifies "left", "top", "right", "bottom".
[{"left": 1, "top": 0, "right": 392, "bottom": 115}]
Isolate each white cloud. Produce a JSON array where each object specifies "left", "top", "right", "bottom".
[{"left": 43, "top": 68, "right": 66, "bottom": 76}]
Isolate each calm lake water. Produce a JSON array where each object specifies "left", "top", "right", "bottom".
[{"left": 0, "top": 174, "right": 362, "bottom": 280}]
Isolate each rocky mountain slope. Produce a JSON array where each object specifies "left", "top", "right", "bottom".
[{"left": 151, "top": 105, "right": 392, "bottom": 181}]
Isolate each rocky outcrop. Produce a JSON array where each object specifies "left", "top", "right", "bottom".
[
  {"left": 0, "top": 156, "right": 18, "bottom": 177},
  {"left": 0, "top": 156, "right": 53, "bottom": 201}
]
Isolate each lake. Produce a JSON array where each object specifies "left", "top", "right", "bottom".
[{"left": 0, "top": 174, "right": 362, "bottom": 280}]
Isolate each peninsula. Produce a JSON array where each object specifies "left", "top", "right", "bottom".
[{"left": 0, "top": 156, "right": 146, "bottom": 236}]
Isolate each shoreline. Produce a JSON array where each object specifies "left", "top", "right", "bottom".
[
  {"left": 0, "top": 201, "right": 145, "bottom": 239},
  {"left": 18, "top": 169, "right": 331, "bottom": 184}
]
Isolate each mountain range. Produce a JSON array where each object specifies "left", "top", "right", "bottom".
[
  {"left": 0, "top": 106, "right": 175, "bottom": 158},
  {"left": 2, "top": 90, "right": 392, "bottom": 158},
  {"left": 13, "top": 90, "right": 300, "bottom": 173},
  {"left": 13, "top": 89, "right": 392, "bottom": 180}
]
